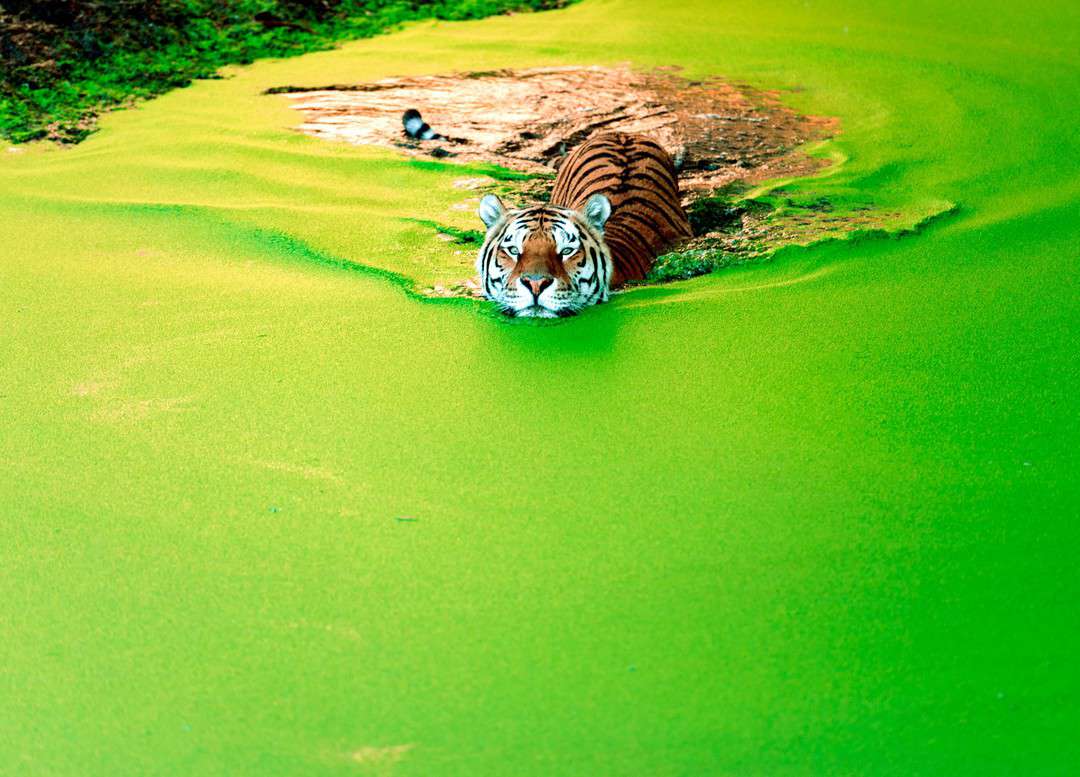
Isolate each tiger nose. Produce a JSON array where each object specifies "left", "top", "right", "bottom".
[{"left": 521, "top": 273, "right": 554, "bottom": 298}]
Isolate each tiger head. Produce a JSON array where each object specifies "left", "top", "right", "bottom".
[{"left": 475, "top": 193, "right": 613, "bottom": 318}]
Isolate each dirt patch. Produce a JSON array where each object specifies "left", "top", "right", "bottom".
[
  {"left": 272, "top": 64, "right": 836, "bottom": 196},
  {"left": 271, "top": 65, "right": 852, "bottom": 296}
]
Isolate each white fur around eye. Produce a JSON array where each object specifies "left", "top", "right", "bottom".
[
  {"left": 502, "top": 221, "right": 530, "bottom": 254},
  {"left": 553, "top": 222, "right": 580, "bottom": 257}
]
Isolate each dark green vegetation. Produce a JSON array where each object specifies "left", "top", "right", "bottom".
[
  {"left": 684, "top": 183, "right": 761, "bottom": 235},
  {"left": 2, "top": 0, "right": 1079, "bottom": 774},
  {"left": 645, "top": 187, "right": 772, "bottom": 282},
  {"left": 405, "top": 218, "right": 484, "bottom": 245},
  {"left": 0, "top": 0, "right": 567, "bottom": 143},
  {"left": 645, "top": 248, "right": 728, "bottom": 282}
]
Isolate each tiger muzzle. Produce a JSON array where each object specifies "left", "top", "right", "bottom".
[{"left": 521, "top": 273, "right": 554, "bottom": 300}]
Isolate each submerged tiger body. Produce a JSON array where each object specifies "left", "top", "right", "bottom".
[
  {"left": 476, "top": 132, "right": 691, "bottom": 317},
  {"left": 550, "top": 133, "right": 692, "bottom": 285}
]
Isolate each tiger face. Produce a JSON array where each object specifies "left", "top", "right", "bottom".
[{"left": 476, "top": 193, "right": 613, "bottom": 318}]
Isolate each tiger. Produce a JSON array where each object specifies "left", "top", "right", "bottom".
[{"left": 476, "top": 132, "right": 692, "bottom": 317}]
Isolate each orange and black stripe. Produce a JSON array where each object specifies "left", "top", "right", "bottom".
[{"left": 550, "top": 133, "right": 691, "bottom": 284}]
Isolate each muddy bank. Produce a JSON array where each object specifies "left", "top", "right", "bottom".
[{"left": 270, "top": 64, "right": 837, "bottom": 199}]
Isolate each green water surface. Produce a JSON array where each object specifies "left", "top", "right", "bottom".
[{"left": 2, "top": 0, "right": 1078, "bottom": 774}]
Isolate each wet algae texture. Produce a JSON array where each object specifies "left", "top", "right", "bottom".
[{"left": 2, "top": 0, "right": 1079, "bottom": 775}]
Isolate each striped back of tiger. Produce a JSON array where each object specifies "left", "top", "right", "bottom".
[{"left": 550, "top": 132, "right": 691, "bottom": 285}]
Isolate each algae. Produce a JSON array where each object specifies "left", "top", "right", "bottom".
[{"left": 1, "top": 0, "right": 1078, "bottom": 775}]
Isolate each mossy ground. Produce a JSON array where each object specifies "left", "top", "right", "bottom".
[
  {"left": 0, "top": 0, "right": 568, "bottom": 143},
  {"left": 2, "top": 1, "right": 1079, "bottom": 775}
]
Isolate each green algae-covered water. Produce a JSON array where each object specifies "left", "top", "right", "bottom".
[{"left": 2, "top": 1, "right": 1079, "bottom": 774}]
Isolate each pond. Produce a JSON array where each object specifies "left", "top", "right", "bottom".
[{"left": 1, "top": 0, "right": 1077, "bottom": 774}]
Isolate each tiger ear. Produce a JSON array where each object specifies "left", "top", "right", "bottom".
[
  {"left": 582, "top": 194, "right": 612, "bottom": 232},
  {"left": 479, "top": 194, "right": 506, "bottom": 229}
]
